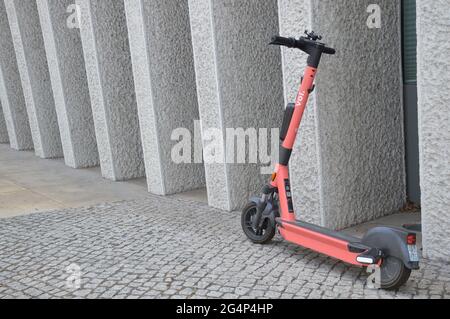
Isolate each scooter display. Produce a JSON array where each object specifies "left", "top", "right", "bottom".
[{"left": 241, "top": 31, "right": 419, "bottom": 290}]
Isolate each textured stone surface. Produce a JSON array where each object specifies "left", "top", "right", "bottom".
[
  {"left": 0, "top": 101, "right": 8, "bottom": 143},
  {"left": 77, "top": 0, "right": 144, "bottom": 181},
  {"left": 417, "top": 0, "right": 450, "bottom": 261},
  {"left": 0, "top": 198, "right": 449, "bottom": 299},
  {"left": 36, "top": 0, "right": 98, "bottom": 169},
  {"left": 0, "top": 0, "right": 32, "bottom": 151},
  {"left": 277, "top": 0, "right": 322, "bottom": 224},
  {"left": 124, "top": 0, "right": 205, "bottom": 195},
  {"left": 311, "top": 0, "right": 406, "bottom": 229},
  {"left": 189, "top": 0, "right": 284, "bottom": 211},
  {"left": 188, "top": 0, "right": 229, "bottom": 210},
  {"left": 4, "top": 0, "right": 62, "bottom": 158}
]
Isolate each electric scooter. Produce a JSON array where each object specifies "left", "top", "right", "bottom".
[{"left": 241, "top": 31, "right": 419, "bottom": 290}]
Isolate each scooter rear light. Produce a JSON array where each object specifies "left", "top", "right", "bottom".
[{"left": 407, "top": 234, "right": 416, "bottom": 245}]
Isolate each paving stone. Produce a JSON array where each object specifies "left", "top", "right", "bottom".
[
  {"left": 23, "top": 287, "right": 42, "bottom": 297},
  {"left": 206, "top": 290, "right": 223, "bottom": 298},
  {"left": 265, "top": 291, "right": 282, "bottom": 299},
  {"left": 0, "top": 198, "right": 448, "bottom": 299}
]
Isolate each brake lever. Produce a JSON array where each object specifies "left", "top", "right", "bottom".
[{"left": 304, "top": 30, "right": 322, "bottom": 41}]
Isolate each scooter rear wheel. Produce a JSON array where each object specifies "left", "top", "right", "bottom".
[
  {"left": 241, "top": 202, "right": 275, "bottom": 244},
  {"left": 379, "top": 256, "right": 411, "bottom": 290}
]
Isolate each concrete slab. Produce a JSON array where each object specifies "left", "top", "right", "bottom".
[
  {"left": 0, "top": 101, "right": 8, "bottom": 143},
  {"left": 311, "top": 0, "right": 406, "bottom": 229},
  {"left": 0, "top": 0, "right": 33, "bottom": 151},
  {"left": 37, "top": 0, "right": 99, "bottom": 168},
  {"left": 170, "top": 188, "right": 208, "bottom": 204},
  {"left": 76, "top": 0, "right": 145, "bottom": 181},
  {"left": 0, "top": 189, "right": 66, "bottom": 218},
  {"left": 0, "top": 144, "right": 149, "bottom": 218},
  {"left": 0, "top": 179, "right": 26, "bottom": 193},
  {"left": 278, "top": 1, "right": 406, "bottom": 228},
  {"left": 124, "top": 0, "right": 205, "bottom": 195},
  {"left": 34, "top": 181, "right": 144, "bottom": 206},
  {"left": 277, "top": 0, "right": 321, "bottom": 225},
  {"left": 4, "top": 0, "right": 63, "bottom": 158},
  {"left": 188, "top": 0, "right": 284, "bottom": 211},
  {"left": 417, "top": 0, "right": 450, "bottom": 262}
]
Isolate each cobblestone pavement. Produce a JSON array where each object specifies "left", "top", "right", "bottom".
[{"left": 1, "top": 196, "right": 450, "bottom": 299}]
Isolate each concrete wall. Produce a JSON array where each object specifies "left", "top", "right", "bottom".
[
  {"left": 0, "top": 102, "right": 8, "bottom": 143},
  {"left": 37, "top": 0, "right": 98, "bottom": 168},
  {"left": 417, "top": 0, "right": 450, "bottom": 261},
  {"left": 189, "top": 0, "right": 284, "bottom": 210},
  {"left": 77, "top": 0, "right": 144, "bottom": 181},
  {"left": 124, "top": 0, "right": 205, "bottom": 195},
  {"left": 4, "top": 0, "right": 62, "bottom": 158},
  {"left": 0, "top": 0, "right": 33, "bottom": 151}
]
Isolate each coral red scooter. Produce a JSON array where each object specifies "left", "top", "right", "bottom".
[{"left": 241, "top": 31, "right": 419, "bottom": 290}]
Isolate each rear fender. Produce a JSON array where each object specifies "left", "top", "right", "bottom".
[{"left": 362, "top": 226, "right": 419, "bottom": 270}]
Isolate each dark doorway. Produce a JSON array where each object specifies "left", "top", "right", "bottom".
[{"left": 401, "top": 0, "right": 420, "bottom": 204}]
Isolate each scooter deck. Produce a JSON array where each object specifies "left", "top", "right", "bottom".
[
  {"left": 283, "top": 219, "right": 362, "bottom": 243},
  {"left": 276, "top": 218, "right": 372, "bottom": 266}
]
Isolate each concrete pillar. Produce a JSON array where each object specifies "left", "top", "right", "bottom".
[
  {"left": 278, "top": 1, "right": 406, "bottom": 228},
  {"left": 0, "top": 0, "right": 32, "bottom": 151},
  {"left": 0, "top": 102, "right": 8, "bottom": 143},
  {"left": 189, "top": 0, "right": 284, "bottom": 210},
  {"left": 124, "top": 0, "right": 205, "bottom": 195},
  {"left": 417, "top": 0, "right": 450, "bottom": 261},
  {"left": 277, "top": 0, "right": 322, "bottom": 225},
  {"left": 76, "top": 0, "right": 144, "bottom": 181},
  {"left": 310, "top": 0, "right": 406, "bottom": 229},
  {"left": 36, "top": 0, "right": 98, "bottom": 168},
  {"left": 4, "top": 0, "right": 62, "bottom": 158}
]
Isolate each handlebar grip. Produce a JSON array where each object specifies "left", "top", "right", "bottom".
[
  {"left": 323, "top": 46, "right": 336, "bottom": 55},
  {"left": 270, "top": 36, "right": 298, "bottom": 48}
]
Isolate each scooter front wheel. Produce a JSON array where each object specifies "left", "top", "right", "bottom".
[
  {"left": 241, "top": 202, "right": 275, "bottom": 244},
  {"left": 379, "top": 256, "right": 411, "bottom": 290}
]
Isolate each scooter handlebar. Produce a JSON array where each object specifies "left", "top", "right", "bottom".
[
  {"left": 270, "top": 35, "right": 336, "bottom": 55},
  {"left": 270, "top": 36, "right": 302, "bottom": 49}
]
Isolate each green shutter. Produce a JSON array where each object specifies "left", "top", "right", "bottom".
[{"left": 402, "top": 0, "right": 417, "bottom": 84}]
